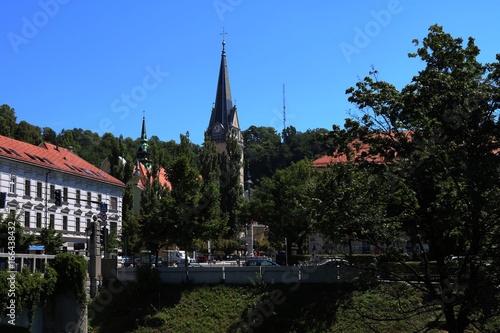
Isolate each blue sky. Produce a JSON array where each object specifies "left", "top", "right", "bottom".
[{"left": 2, "top": 1, "right": 500, "bottom": 145}]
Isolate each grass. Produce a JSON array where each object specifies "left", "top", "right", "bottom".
[{"left": 89, "top": 280, "right": 500, "bottom": 333}]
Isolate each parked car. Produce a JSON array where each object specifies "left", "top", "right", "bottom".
[
  {"left": 188, "top": 258, "right": 202, "bottom": 267},
  {"left": 246, "top": 258, "right": 280, "bottom": 267},
  {"left": 317, "top": 257, "right": 349, "bottom": 266},
  {"left": 122, "top": 256, "right": 132, "bottom": 267}
]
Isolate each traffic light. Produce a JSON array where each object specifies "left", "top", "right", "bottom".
[
  {"left": 0, "top": 192, "right": 6, "bottom": 209},
  {"left": 100, "top": 227, "right": 108, "bottom": 252},
  {"left": 54, "top": 189, "right": 62, "bottom": 206}
]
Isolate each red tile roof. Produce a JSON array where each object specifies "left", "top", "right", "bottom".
[
  {"left": 136, "top": 162, "right": 172, "bottom": 191},
  {"left": 0, "top": 135, "right": 125, "bottom": 187},
  {"left": 313, "top": 138, "right": 388, "bottom": 168}
]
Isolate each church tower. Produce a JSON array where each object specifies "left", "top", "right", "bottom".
[
  {"left": 207, "top": 36, "right": 244, "bottom": 185},
  {"left": 136, "top": 115, "right": 151, "bottom": 169}
]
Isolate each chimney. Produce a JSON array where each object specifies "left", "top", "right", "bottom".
[{"left": 68, "top": 146, "right": 73, "bottom": 153}]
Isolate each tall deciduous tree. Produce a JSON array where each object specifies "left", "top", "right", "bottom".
[
  {"left": 344, "top": 25, "right": 500, "bottom": 332},
  {"left": 219, "top": 135, "right": 243, "bottom": 236},
  {"left": 242, "top": 159, "right": 314, "bottom": 255},
  {"left": 199, "top": 134, "right": 228, "bottom": 241}
]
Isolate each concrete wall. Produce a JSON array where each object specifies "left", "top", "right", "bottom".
[{"left": 116, "top": 265, "right": 361, "bottom": 285}]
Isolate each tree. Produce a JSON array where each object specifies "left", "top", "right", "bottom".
[
  {"left": 343, "top": 25, "right": 500, "bottom": 332},
  {"left": 242, "top": 159, "right": 315, "bottom": 255},
  {"left": 198, "top": 134, "right": 228, "bottom": 241},
  {"left": 14, "top": 120, "right": 42, "bottom": 145},
  {"left": 219, "top": 134, "right": 244, "bottom": 235},
  {"left": 39, "top": 227, "right": 64, "bottom": 255},
  {"left": 165, "top": 134, "right": 203, "bottom": 263},
  {"left": 0, "top": 104, "right": 17, "bottom": 137},
  {"left": 312, "top": 162, "right": 399, "bottom": 259},
  {"left": 0, "top": 210, "right": 35, "bottom": 253}
]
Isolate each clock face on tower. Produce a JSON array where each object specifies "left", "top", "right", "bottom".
[{"left": 213, "top": 123, "right": 223, "bottom": 134}]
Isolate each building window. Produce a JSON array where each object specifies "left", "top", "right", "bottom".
[
  {"left": 36, "top": 181, "right": 42, "bottom": 198},
  {"left": 63, "top": 216, "right": 68, "bottom": 231},
  {"left": 87, "top": 218, "right": 91, "bottom": 231},
  {"left": 87, "top": 192, "right": 91, "bottom": 206},
  {"left": 76, "top": 189, "right": 81, "bottom": 205},
  {"left": 50, "top": 214, "right": 55, "bottom": 229},
  {"left": 9, "top": 175, "right": 16, "bottom": 194},
  {"left": 24, "top": 211, "right": 30, "bottom": 228},
  {"left": 63, "top": 187, "right": 68, "bottom": 202},
  {"left": 76, "top": 217, "right": 80, "bottom": 232},
  {"left": 36, "top": 212, "right": 42, "bottom": 228},
  {"left": 97, "top": 194, "right": 102, "bottom": 208},
  {"left": 50, "top": 184, "right": 55, "bottom": 200},
  {"left": 110, "top": 196, "right": 117, "bottom": 210},
  {"left": 25, "top": 179, "right": 31, "bottom": 197}
]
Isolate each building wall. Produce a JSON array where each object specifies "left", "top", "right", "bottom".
[{"left": 0, "top": 158, "right": 123, "bottom": 252}]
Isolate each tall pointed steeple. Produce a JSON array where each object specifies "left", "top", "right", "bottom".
[
  {"left": 207, "top": 32, "right": 244, "bottom": 186},
  {"left": 136, "top": 113, "right": 151, "bottom": 169},
  {"left": 208, "top": 35, "right": 242, "bottom": 147}
]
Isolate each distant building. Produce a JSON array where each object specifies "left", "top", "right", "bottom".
[{"left": 0, "top": 135, "right": 125, "bottom": 253}]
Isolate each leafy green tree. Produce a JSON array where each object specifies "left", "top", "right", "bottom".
[
  {"left": 199, "top": 134, "right": 228, "bottom": 241},
  {"left": 14, "top": 120, "right": 42, "bottom": 145},
  {"left": 343, "top": 25, "right": 500, "bottom": 332},
  {"left": 39, "top": 227, "right": 64, "bottom": 255},
  {"left": 165, "top": 134, "right": 203, "bottom": 264},
  {"left": 0, "top": 104, "right": 17, "bottom": 137},
  {"left": 139, "top": 169, "right": 170, "bottom": 264},
  {"left": 0, "top": 210, "right": 35, "bottom": 253},
  {"left": 312, "top": 162, "right": 401, "bottom": 259},
  {"left": 243, "top": 126, "right": 283, "bottom": 183},
  {"left": 42, "top": 127, "right": 57, "bottom": 144},
  {"left": 219, "top": 135, "right": 244, "bottom": 236},
  {"left": 242, "top": 159, "right": 315, "bottom": 255}
]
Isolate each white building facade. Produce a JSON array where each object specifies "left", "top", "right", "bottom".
[{"left": 0, "top": 135, "right": 125, "bottom": 253}]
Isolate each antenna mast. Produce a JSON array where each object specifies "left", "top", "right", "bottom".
[{"left": 282, "top": 84, "right": 286, "bottom": 131}]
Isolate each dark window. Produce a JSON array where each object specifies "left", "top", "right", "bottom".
[
  {"left": 50, "top": 214, "right": 55, "bottom": 229},
  {"left": 25, "top": 179, "right": 31, "bottom": 196},
  {"left": 24, "top": 211, "right": 30, "bottom": 228},
  {"left": 36, "top": 213, "right": 42, "bottom": 228},
  {"left": 36, "top": 182, "right": 42, "bottom": 198},
  {"left": 50, "top": 184, "right": 55, "bottom": 200},
  {"left": 63, "top": 216, "right": 68, "bottom": 230}
]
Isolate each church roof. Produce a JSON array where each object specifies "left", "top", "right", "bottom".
[
  {"left": 133, "top": 161, "right": 172, "bottom": 191},
  {"left": 0, "top": 135, "right": 125, "bottom": 187}
]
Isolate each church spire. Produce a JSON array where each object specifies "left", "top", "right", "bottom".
[
  {"left": 208, "top": 30, "right": 233, "bottom": 138},
  {"left": 136, "top": 112, "right": 150, "bottom": 169}
]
